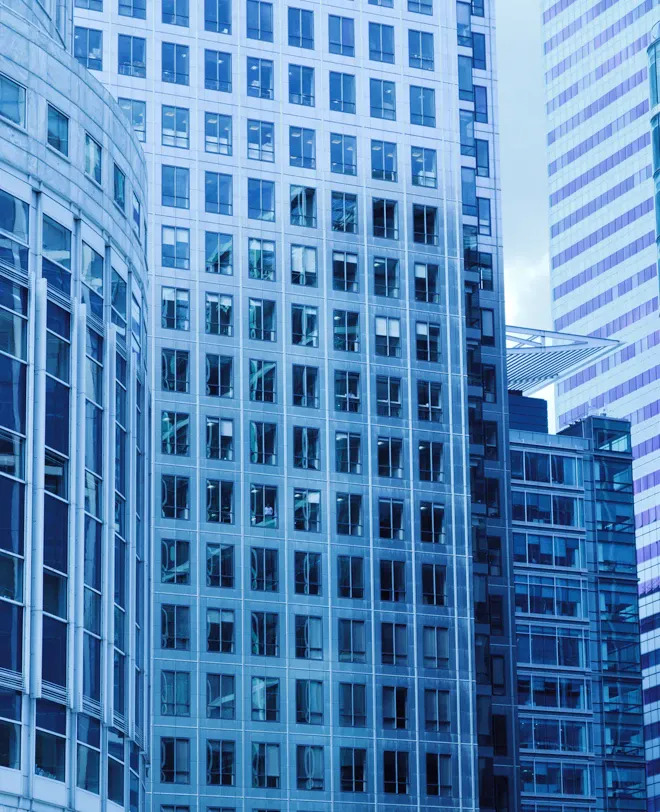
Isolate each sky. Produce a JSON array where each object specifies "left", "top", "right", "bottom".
[{"left": 496, "top": 0, "right": 553, "bottom": 330}]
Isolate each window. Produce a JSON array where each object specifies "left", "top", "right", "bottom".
[
  {"left": 34, "top": 701, "right": 65, "bottom": 781},
  {"left": 161, "top": 670, "right": 190, "bottom": 716},
  {"left": 473, "top": 31, "right": 487, "bottom": 69},
  {"left": 205, "top": 112, "right": 232, "bottom": 155},
  {"left": 247, "top": 0, "right": 273, "bottom": 40},
  {"left": 248, "top": 237, "right": 275, "bottom": 281},
  {"left": 329, "top": 71, "right": 355, "bottom": 113},
  {"left": 206, "top": 608, "right": 235, "bottom": 653},
  {"left": 293, "top": 426, "right": 320, "bottom": 470},
  {"left": 251, "top": 743, "right": 280, "bottom": 788},
  {"left": 161, "top": 287, "right": 189, "bottom": 330},
  {"left": 376, "top": 376, "right": 402, "bottom": 417},
  {"left": 370, "top": 79, "right": 395, "bottom": 120},
  {"left": 481, "top": 308, "right": 495, "bottom": 345},
  {"left": 413, "top": 204, "right": 438, "bottom": 245},
  {"left": 295, "top": 551, "right": 321, "bottom": 595},
  {"left": 162, "top": 42, "right": 189, "bottom": 84},
  {"left": 251, "top": 612, "right": 279, "bottom": 657},
  {"left": 335, "top": 370, "right": 360, "bottom": 413},
  {"left": 373, "top": 257, "right": 399, "bottom": 299},
  {"left": 292, "top": 364, "right": 318, "bottom": 408},
  {"left": 75, "top": 27, "right": 103, "bottom": 70},
  {"left": 249, "top": 421, "right": 277, "bottom": 464},
  {"left": 331, "top": 133, "right": 357, "bottom": 175},
  {"left": 162, "top": 165, "right": 190, "bottom": 209},
  {"left": 288, "top": 7, "right": 314, "bottom": 48},
  {"left": 369, "top": 23, "right": 394, "bottom": 63},
  {"left": 160, "top": 738, "right": 190, "bottom": 784},
  {"left": 338, "top": 556, "right": 364, "bottom": 599},
  {"left": 206, "top": 740, "right": 235, "bottom": 786},
  {"left": 416, "top": 321, "right": 441, "bottom": 362},
  {"left": 419, "top": 440, "right": 443, "bottom": 482},
  {"left": 338, "top": 618, "right": 366, "bottom": 662},
  {"left": 333, "top": 310, "right": 359, "bottom": 353},
  {"left": 161, "top": 538, "right": 190, "bottom": 585},
  {"left": 425, "top": 688, "right": 450, "bottom": 731},
  {"left": 478, "top": 197, "right": 491, "bottom": 235},
  {"left": 336, "top": 431, "right": 361, "bottom": 474},
  {"left": 339, "top": 682, "right": 366, "bottom": 725},
  {"left": 410, "top": 85, "right": 435, "bottom": 126},
  {"left": 296, "top": 745, "right": 324, "bottom": 790},
  {"left": 421, "top": 563, "right": 446, "bottom": 606},
  {"left": 248, "top": 298, "right": 276, "bottom": 342},
  {"left": 161, "top": 411, "right": 190, "bottom": 456},
  {"left": 289, "top": 64, "right": 314, "bottom": 105},
  {"left": 415, "top": 262, "right": 440, "bottom": 302},
  {"left": 373, "top": 199, "right": 398, "bottom": 240},
  {"left": 206, "top": 543, "right": 234, "bottom": 588},
  {"left": 418, "top": 380, "right": 442, "bottom": 422},
  {"left": 296, "top": 679, "right": 323, "bottom": 724},
  {"left": 206, "top": 293, "right": 233, "bottom": 338},
  {"left": 248, "top": 179, "right": 275, "bottom": 221},
  {"left": 340, "top": 748, "right": 366, "bottom": 792},
  {"left": 332, "top": 250, "right": 358, "bottom": 291},
  {"left": 206, "top": 479, "right": 234, "bottom": 523},
  {"left": 423, "top": 625, "right": 448, "bottom": 667},
  {"left": 291, "top": 304, "right": 318, "bottom": 348},
  {"left": 411, "top": 146, "right": 437, "bottom": 188},
  {"left": 383, "top": 751, "right": 409, "bottom": 794},
  {"left": 420, "top": 501, "right": 444, "bottom": 543},
  {"left": 205, "top": 0, "right": 231, "bottom": 32},
  {"left": 483, "top": 363, "right": 497, "bottom": 402},
  {"left": 380, "top": 560, "right": 405, "bottom": 602},
  {"left": 375, "top": 316, "right": 401, "bottom": 357},
  {"left": 293, "top": 488, "right": 321, "bottom": 531},
  {"left": 295, "top": 615, "right": 323, "bottom": 660},
  {"left": 206, "top": 417, "right": 234, "bottom": 460},
  {"left": 379, "top": 498, "right": 404, "bottom": 540},
  {"left": 47, "top": 106, "right": 68, "bottom": 155},
  {"left": 205, "top": 50, "right": 231, "bottom": 91},
  {"left": 250, "top": 494, "right": 277, "bottom": 539},
  {"left": 161, "top": 475, "right": 189, "bottom": 520},
  {"left": 118, "top": 34, "right": 145, "bottom": 77},
  {"left": 162, "top": 106, "right": 189, "bottom": 148},
  {"left": 161, "top": 349, "right": 189, "bottom": 393},
  {"left": 427, "top": 753, "right": 452, "bottom": 796},
  {"left": 460, "top": 110, "right": 475, "bottom": 156},
  {"left": 206, "top": 354, "right": 233, "bottom": 397},
  {"left": 117, "top": 98, "right": 146, "bottom": 142},
  {"left": 252, "top": 676, "right": 279, "bottom": 721},
  {"left": 484, "top": 421, "right": 498, "bottom": 460},
  {"left": 205, "top": 172, "right": 232, "bottom": 215},
  {"left": 113, "top": 164, "right": 126, "bottom": 210},
  {"left": 161, "top": 604, "right": 190, "bottom": 649},
  {"left": 247, "top": 119, "right": 274, "bottom": 162},
  {"left": 337, "top": 493, "right": 362, "bottom": 536},
  {"left": 329, "top": 15, "right": 354, "bottom": 56},
  {"left": 250, "top": 547, "right": 278, "bottom": 590},
  {"left": 249, "top": 358, "right": 276, "bottom": 403},
  {"left": 291, "top": 244, "right": 317, "bottom": 286},
  {"left": 476, "top": 138, "right": 489, "bottom": 176},
  {"left": 378, "top": 436, "right": 403, "bottom": 477},
  {"left": 119, "top": 0, "right": 145, "bottom": 17},
  {"left": 162, "top": 226, "right": 190, "bottom": 269},
  {"left": 163, "top": 0, "right": 188, "bottom": 24},
  {"left": 290, "top": 185, "right": 317, "bottom": 227},
  {"left": 0, "top": 74, "right": 25, "bottom": 126},
  {"left": 371, "top": 141, "right": 397, "bottom": 182},
  {"left": 331, "top": 193, "right": 358, "bottom": 233},
  {"left": 475, "top": 85, "right": 488, "bottom": 122},
  {"left": 409, "top": 29, "right": 434, "bottom": 69},
  {"left": 383, "top": 685, "right": 408, "bottom": 727},
  {"left": 84, "top": 135, "right": 102, "bottom": 184},
  {"left": 290, "top": 126, "right": 315, "bottom": 169}
]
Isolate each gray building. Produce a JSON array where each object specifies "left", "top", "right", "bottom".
[
  {"left": 69, "top": 0, "right": 511, "bottom": 807},
  {"left": 510, "top": 412, "right": 646, "bottom": 811},
  {"left": 0, "top": 0, "right": 150, "bottom": 808}
]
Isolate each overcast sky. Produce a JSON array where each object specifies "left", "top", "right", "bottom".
[{"left": 496, "top": 1, "right": 553, "bottom": 330}]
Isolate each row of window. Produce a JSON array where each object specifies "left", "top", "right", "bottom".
[
  {"left": 160, "top": 351, "right": 499, "bottom": 405},
  {"left": 159, "top": 737, "right": 452, "bottom": 795},
  {"left": 162, "top": 605, "right": 451, "bottom": 657}
]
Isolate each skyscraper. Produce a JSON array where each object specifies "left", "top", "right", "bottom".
[
  {"left": 70, "top": 0, "right": 512, "bottom": 806},
  {"left": 540, "top": 0, "right": 660, "bottom": 790},
  {"left": 0, "top": 0, "right": 150, "bottom": 807}
]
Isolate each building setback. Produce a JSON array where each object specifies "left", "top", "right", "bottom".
[
  {"left": 0, "top": 0, "right": 150, "bottom": 807},
  {"left": 69, "top": 0, "right": 513, "bottom": 805}
]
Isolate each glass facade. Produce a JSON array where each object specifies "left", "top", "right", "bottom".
[
  {"left": 511, "top": 416, "right": 645, "bottom": 812},
  {"left": 0, "top": 1, "right": 149, "bottom": 809}
]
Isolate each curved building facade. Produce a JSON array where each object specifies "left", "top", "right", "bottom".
[{"left": 0, "top": 0, "right": 150, "bottom": 808}]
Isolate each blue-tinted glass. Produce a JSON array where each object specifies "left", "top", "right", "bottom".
[
  {"left": 0, "top": 478, "right": 24, "bottom": 555},
  {"left": 43, "top": 493, "right": 68, "bottom": 572},
  {"left": 42, "top": 617, "right": 67, "bottom": 686},
  {"left": 83, "top": 635, "right": 101, "bottom": 700},
  {"left": 0, "top": 602, "right": 22, "bottom": 672},
  {"left": 0, "top": 354, "right": 26, "bottom": 433},
  {"left": 45, "top": 377, "right": 69, "bottom": 453}
]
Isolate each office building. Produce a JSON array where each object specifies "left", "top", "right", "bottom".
[
  {"left": 0, "top": 0, "right": 150, "bottom": 808},
  {"left": 540, "top": 0, "right": 660, "bottom": 790},
  {"left": 69, "top": 0, "right": 514, "bottom": 806}
]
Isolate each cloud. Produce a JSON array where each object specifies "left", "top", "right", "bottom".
[{"left": 503, "top": 252, "right": 553, "bottom": 329}]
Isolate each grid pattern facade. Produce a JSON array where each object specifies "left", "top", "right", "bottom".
[
  {"left": 0, "top": 1, "right": 150, "bottom": 809},
  {"left": 70, "top": 0, "right": 508, "bottom": 807},
  {"left": 540, "top": 2, "right": 660, "bottom": 798},
  {"left": 511, "top": 417, "right": 646, "bottom": 812}
]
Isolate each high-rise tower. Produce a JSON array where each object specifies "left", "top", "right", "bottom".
[
  {"left": 0, "top": 0, "right": 150, "bottom": 807},
  {"left": 69, "top": 0, "right": 512, "bottom": 806}
]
